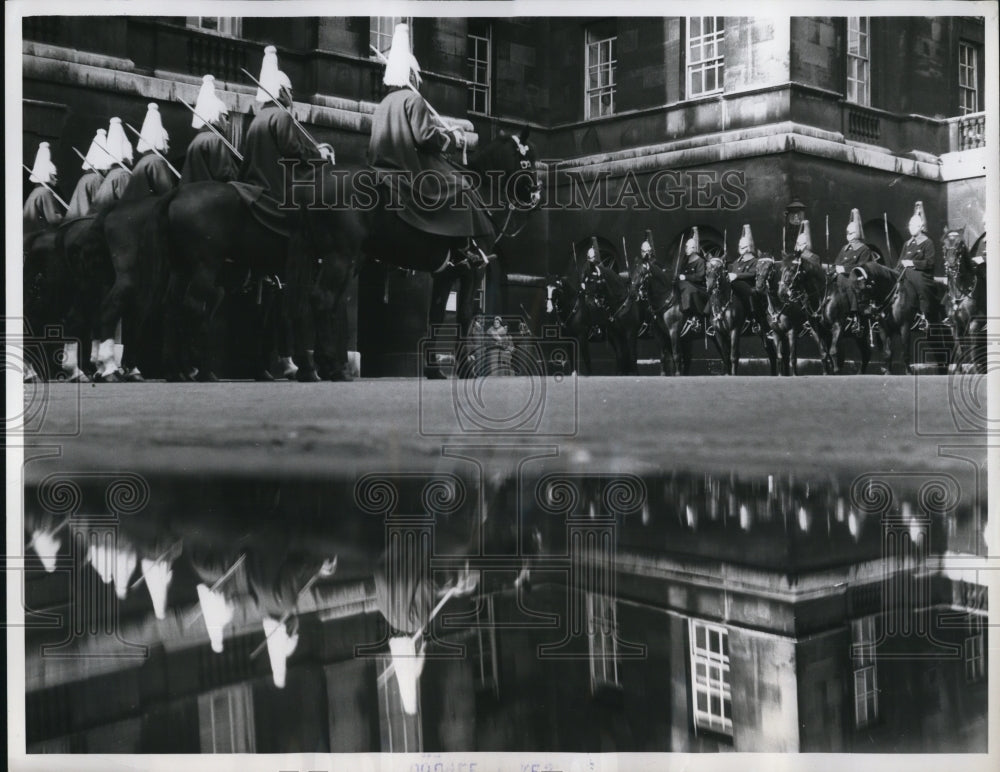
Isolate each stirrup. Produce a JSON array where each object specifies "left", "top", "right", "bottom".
[
  {"left": 845, "top": 316, "right": 861, "bottom": 335},
  {"left": 681, "top": 317, "right": 700, "bottom": 337},
  {"left": 705, "top": 324, "right": 717, "bottom": 337},
  {"left": 911, "top": 313, "right": 929, "bottom": 331}
]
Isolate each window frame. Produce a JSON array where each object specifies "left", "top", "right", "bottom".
[
  {"left": 687, "top": 17, "right": 726, "bottom": 98},
  {"left": 587, "top": 592, "right": 621, "bottom": 692},
  {"left": 467, "top": 24, "right": 492, "bottom": 117},
  {"left": 186, "top": 17, "right": 243, "bottom": 37},
  {"left": 584, "top": 28, "right": 617, "bottom": 120},
  {"left": 964, "top": 633, "right": 985, "bottom": 683},
  {"left": 846, "top": 16, "right": 871, "bottom": 107},
  {"left": 958, "top": 41, "right": 980, "bottom": 114},
  {"left": 851, "top": 614, "right": 879, "bottom": 728},
  {"left": 689, "top": 619, "right": 733, "bottom": 736},
  {"left": 370, "top": 16, "right": 411, "bottom": 57}
]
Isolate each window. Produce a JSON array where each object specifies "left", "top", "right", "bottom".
[
  {"left": 687, "top": 17, "right": 725, "bottom": 97},
  {"left": 846, "top": 17, "right": 870, "bottom": 106},
  {"left": 689, "top": 620, "right": 732, "bottom": 736},
  {"left": 851, "top": 615, "right": 879, "bottom": 727},
  {"left": 186, "top": 17, "right": 242, "bottom": 37},
  {"left": 197, "top": 685, "right": 255, "bottom": 753},
  {"left": 467, "top": 23, "right": 492, "bottom": 116},
  {"left": 587, "top": 592, "right": 621, "bottom": 692},
  {"left": 964, "top": 633, "right": 985, "bottom": 682},
  {"left": 959, "top": 41, "right": 979, "bottom": 114},
  {"left": 370, "top": 17, "right": 410, "bottom": 56},
  {"left": 585, "top": 28, "right": 617, "bottom": 119}
]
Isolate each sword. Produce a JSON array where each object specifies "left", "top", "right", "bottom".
[
  {"left": 22, "top": 164, "right": 69, "bottom": 209},
  {"left": 825, "top": 214, "right": 830, "bottom": 253},
  {"left": 369, "top": 44, "right": 467, "bottom": 165},
  {"left": 72, "top": 147, "right": 106, "bottom": 178},
  {"left": 883, "top": 212, "right": 894, "bottom": 267},
  {"left": 622, "top": 235, "right": 630, "bottom": 276},
  {"left": 240, "top": 66, "right": 330, "bottom": 162},
  {"left": 674, "top": 232, "right": 684, "bottom": 282},
  {"left": 177, "top": 98, "right": 244, "bottom": 161},
  {"left": 124, "top": 122, "right": 182, "bottom": 179}
]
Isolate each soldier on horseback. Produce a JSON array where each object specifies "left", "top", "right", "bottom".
[
  {"left": 828, "top": 208, "right": 871, "bottom": 334},
  {"left": 23, "top": 142, "right": 64, "bottom": 234},
  {"left": 90, "top": 117, "right": 133, "bottom": 209},
  {"left": 899, "top": 201, "right": 938, "bottom": 331},
  {"left": 794, "top": 220, "right": 822, "bottom": 268},
  {"left": 678, "top": 228, "right": 708, "bottom": 335},
  {"left": 181, "top": 75, "right": 240, "bottom": 185},
  {"left": 724, "top": 224, "right": 762, "bottom": 333},
  {"left": 65, "top": 130, "right": 111, "bottom": 219},
  {"left": 120, "top": 103, "right": 177, "bottom": 199}
]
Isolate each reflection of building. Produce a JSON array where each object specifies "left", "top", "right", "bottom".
[
  {"left": 21, "top": 469, "right": 988, "bottom": 753},
  {"left": 21, "top": 15, "right": 987, "bottom": 374}
]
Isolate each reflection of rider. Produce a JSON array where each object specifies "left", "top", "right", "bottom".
[
  {"left": 368, "top": 23, "right": 493, "bottom": 270},
  {"left": 826, "top": 209, "right": 871, "bottom": 333},
  {"left": 899, "top": 201, "right": 937, "bottom": 330},
  {"left": 678, "top": 229, "right": 707, "bottom": 334}
]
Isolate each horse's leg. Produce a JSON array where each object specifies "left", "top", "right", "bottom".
[
  {"left": 856, "top": 328, "right": 871, "bottom": 375},
  {"left": 729, "top": 316, "right": 740, "bottom": 376},
  {"left": 425, "top": 270, "right": 453, "bottom": 379},
  {"left": 828, "top": 324, "right": 843, "bottom": 375},
  {"left": 652, "top": 320, "right": 670, "bottom": 376},
  {"left": 787, "top": 328, "right": 798, "bottom": 376},
  {"left": 900, "top": 325, "right": 912, "bottom": 374}
]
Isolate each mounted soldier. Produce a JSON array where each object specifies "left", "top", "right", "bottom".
[
  {"left": 827, "top": 208, "right": 871, "bottom": 334},
  {"left": 90, "top": 117, "right": 133, "bottom": 210},
  {"left": 181, "top": 75, "right": 240, "bottom": 184},
  {"left": 677, "top": 227, "right": 708, "bottom": 335},
  {"left": 725, "top": 223, "right": 762, "bottom": 332},
  {"left": 65, "top": 130, "right": 111, "bottom": 219},
  {"left": 794, "top": 220, "right": 822, "bottom": 268},
  {"left": 899, "top": 201, "right": 939, "bottom": 331},
  {"left": 23, "top": 142, "right": 64, "bottom": 234},
  {"left": 120, "top": 103, "right": 177, "bottom": 199}
]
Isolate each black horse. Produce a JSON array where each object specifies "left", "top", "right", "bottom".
[
  {"left": 941, "top": 228, "right": 986, "bottom": 372},
  {"left": 852, "top": 261, "right": 922, "bottom": 374},
  {"left": 705, "top": 256, "right": 777, "bottom": 375},
  {"left": 547, "top": 271, "right": 595, "bottom": 375},
  {"left": 581, "top": 263, "right": 640, "bottom": 375}
]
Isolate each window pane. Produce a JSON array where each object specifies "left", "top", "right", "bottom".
[{"left": 691, "top": 17, "right": 701, "bottom": 37}]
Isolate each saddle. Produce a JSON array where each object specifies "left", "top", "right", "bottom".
[{"left": 228, "top": 181, "right": 291, "bottom": 238}]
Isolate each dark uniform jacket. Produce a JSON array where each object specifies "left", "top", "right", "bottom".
[
  {"left": 728, "top": 251, "right": 759, "bottom": 282},
  {"left": 65, "top": 171, "right": 104, "bottom": 219},
  {"left": 239, "top": 104, "right": 320, "bottom": 204},
  {"left": 900, "top": 233, "right": 936, "bottom": 277},
  {"left": 834, "top": 241, "right": 872, "bottom": 271},
  {"left": 368, "top": 88, "right": 493, "bottom": 238},
  {"left": 182, "top": 128, "right": 239, "bottom": 185},
  {"left": 798, "top": 248, "right": 822, "bottom": 268},
  {"left": 678, "top": 253, "right": 707, "bottom": 314},
  {"left": 120, "top": 152, "right": 176, "bottom": 200},
  {"left": 23, "top": 185, "right": 63, "bottom": 234},
  {"left": 90, "top": 166, "right": 132, "bottom": 211}
]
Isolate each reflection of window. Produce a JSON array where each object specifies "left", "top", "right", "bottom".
[
  {"left": 964, "top": 633, "right": 984, "bottom": 682},
  {"left": 851, "top": 615, "right": 878, "bottom": 727},
  {"left": 585, "top": 27, "right": 616, "bottom": 119},
  {"left": 197, "top": 684, "right": 255, "bottom": 753},
  {"left": 587, "top": 592, "right": 621, "bottom": 692},
  {"left": 846, "top": 17, "right": 870, "bottom": 106},
  {"left": 468, "top": 22, "right": 492, "bottom": 116},
  {"left": 959, "top": 42, "right": 980, "bottom": 114},
  {"left": 688, "top": 17, "right": 725, "bottom": 97},
  {"left": 689, "top": 620, "right": 732, "bottom": 735},
  {"left": 370, "top": 16, "right": 410, "bottom": 55},
  {"left": 186, "top": 17, "right": 242, "bottom": 37}
]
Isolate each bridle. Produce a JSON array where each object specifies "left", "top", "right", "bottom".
[
  {"left": 942, "top": 231, "right": 977, "bottom": 301},
  {"left": 706, "top": 258, "right": 735, "bottom": 316},
  {"left": 489, "top": 136, "right": 542, "bottom": 245}
]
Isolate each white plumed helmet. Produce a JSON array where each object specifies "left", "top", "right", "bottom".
[{"left": 383, "top": 23, "right": 421, "bottom": 88}]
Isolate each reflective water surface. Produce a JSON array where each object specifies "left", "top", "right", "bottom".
[{"left": 21, "top": 467, "right": 988, "bottom": 753}]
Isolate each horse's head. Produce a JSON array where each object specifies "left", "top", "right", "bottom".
[
  {"left": 754, "top": 254, "right": 775, "bottom": 293},
  {"left": 850, "top": 263, "right": 877, "bottom": 304},
  {"left": 469, "top": 125, "right": 542, "bottom": 212},
  {"left": 941, "top": 228, "right": 969, "bottom": 276}
]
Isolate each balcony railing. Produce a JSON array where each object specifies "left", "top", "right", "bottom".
[
  {"left": 187, "top": 33, "right": 249, "bottom": 84},
  {"left": 957, "top": 112, "right": 985, "bottom": 150},
  {"left": 845, "top": 105, "right": 881, "bottom": 143}
]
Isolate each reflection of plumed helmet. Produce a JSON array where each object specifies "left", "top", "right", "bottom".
[
  {"left": 136, "top": 103, "right": 169, "bottom": 153},
  {"left": 738, "top": 223, "right": 755, "bottom": 254},
  {"left": 642, "top": 228, "right": 654, "bottom": 256},
  {"left": 192, "top": 75, "right": 229, "bottom": 129},
  {"left": 589, "top": 236, "right": 600, "bottom": 261},
  {"left": 383, "top": 23, "right": 421, "bottom": 88},
  {"left": 29, "top": 142, "right": 57, "bottom": 184},
  {"left": 141, "top": 558, "right": 173, "bottom": 620},
  {"left": 83, "top": 129, "right": 111, "bottom": 172},
  {"left": 685, "top": 227, "right": 700, "bottom": 256},
  {"left": 795, "top": 220, "right": 812, "bottom": 251},
  {"left": 197, "top": 583, "right": 234, "bottom": 654},
  {"left": 88, "top": 542, "right": 137, "bottom": 599},
  {"left": 846, "top": 208, "right": 865, "bottom": 241},
  {"left": 31, "top": 529, "right": 61, "bottom": 572},
  {"left": 910, "top": 201, "right": 927, "bottom": 234},
  {"left": 256, "top": 45, "right": 292, "bottom": 102},
  {"left": 389, "top": 635, "right": 425, "bottom": 716},
  {"left": 106, "top": 117, "right": 133, "bottom": 164},
  {"left": 263, "top": 616, "right": 299, "bottom": 688},
  {"left": 586, "top": 247, "right": 596, "bottom": 259}
]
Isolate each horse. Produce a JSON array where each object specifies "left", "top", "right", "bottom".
[
  {"left": 151, "top": 130, "right": 539, "bottom": 382},
  {"left": 547, "top": 271, "right": 594, "bottom": 375},
  {"left": 637, "top": 260, "right": 707, "bottom": 376},
  {"left": 581, "top": 263, "right": 640, "bottom": 375},
  {"left": 941, "top": 228, "right": 986, "bottom": 372},
  {"left": 851, "top": 261, "right": 922, "bottom": 374},
  {"left": 704, "top": 256, "right": 778, "bottom": 376}
]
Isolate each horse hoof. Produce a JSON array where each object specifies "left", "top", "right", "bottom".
[
  {"left": 280, "top": 367, "right": 299, "bottom": 381},
  {"left": 64, "top": 371, "right": 91, "bottom": 384},
  {"left": 424, "top": 367, "right": 448, "bottom": 381},
  {"left": 125, "top": 371, "right": 146, "bottom": 383},
  {"left": 196, "top": 370, "right": 219, "bottom": 383},
  {"left": 327, "top": 370, "right": 354, "bottom": 383},
  {"left": 98, "top": 370, "right": 123, "bottom": 383},
  {"left": 255, "top": 369, "right": 275, "bottom": 382},
  {"left": 295, "top": 369, "right": 321, "bottom": 383}
]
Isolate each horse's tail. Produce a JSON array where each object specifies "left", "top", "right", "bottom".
[{"left": 135, "top": 187, "right": 179, "bottom": 333}]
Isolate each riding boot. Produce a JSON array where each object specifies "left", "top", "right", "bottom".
[{"left": 295, "top": 350, "right": 321, "bottom": 382}]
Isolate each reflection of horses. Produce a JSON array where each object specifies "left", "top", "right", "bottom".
[
  {"left": 705, "top": 257, "right": 777, "bottom": 375},
  {"left": 582, "top": 264, "right": 639, "bottom": 375},
  {"left": 852, "top": 261, "right": 921, "bottom": 374},
  {"left": 941, "top": 228, "right": 986, "bottom": 372},
  {"left": 780, "top": 256, "right": 871, "bottom": 375}
]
